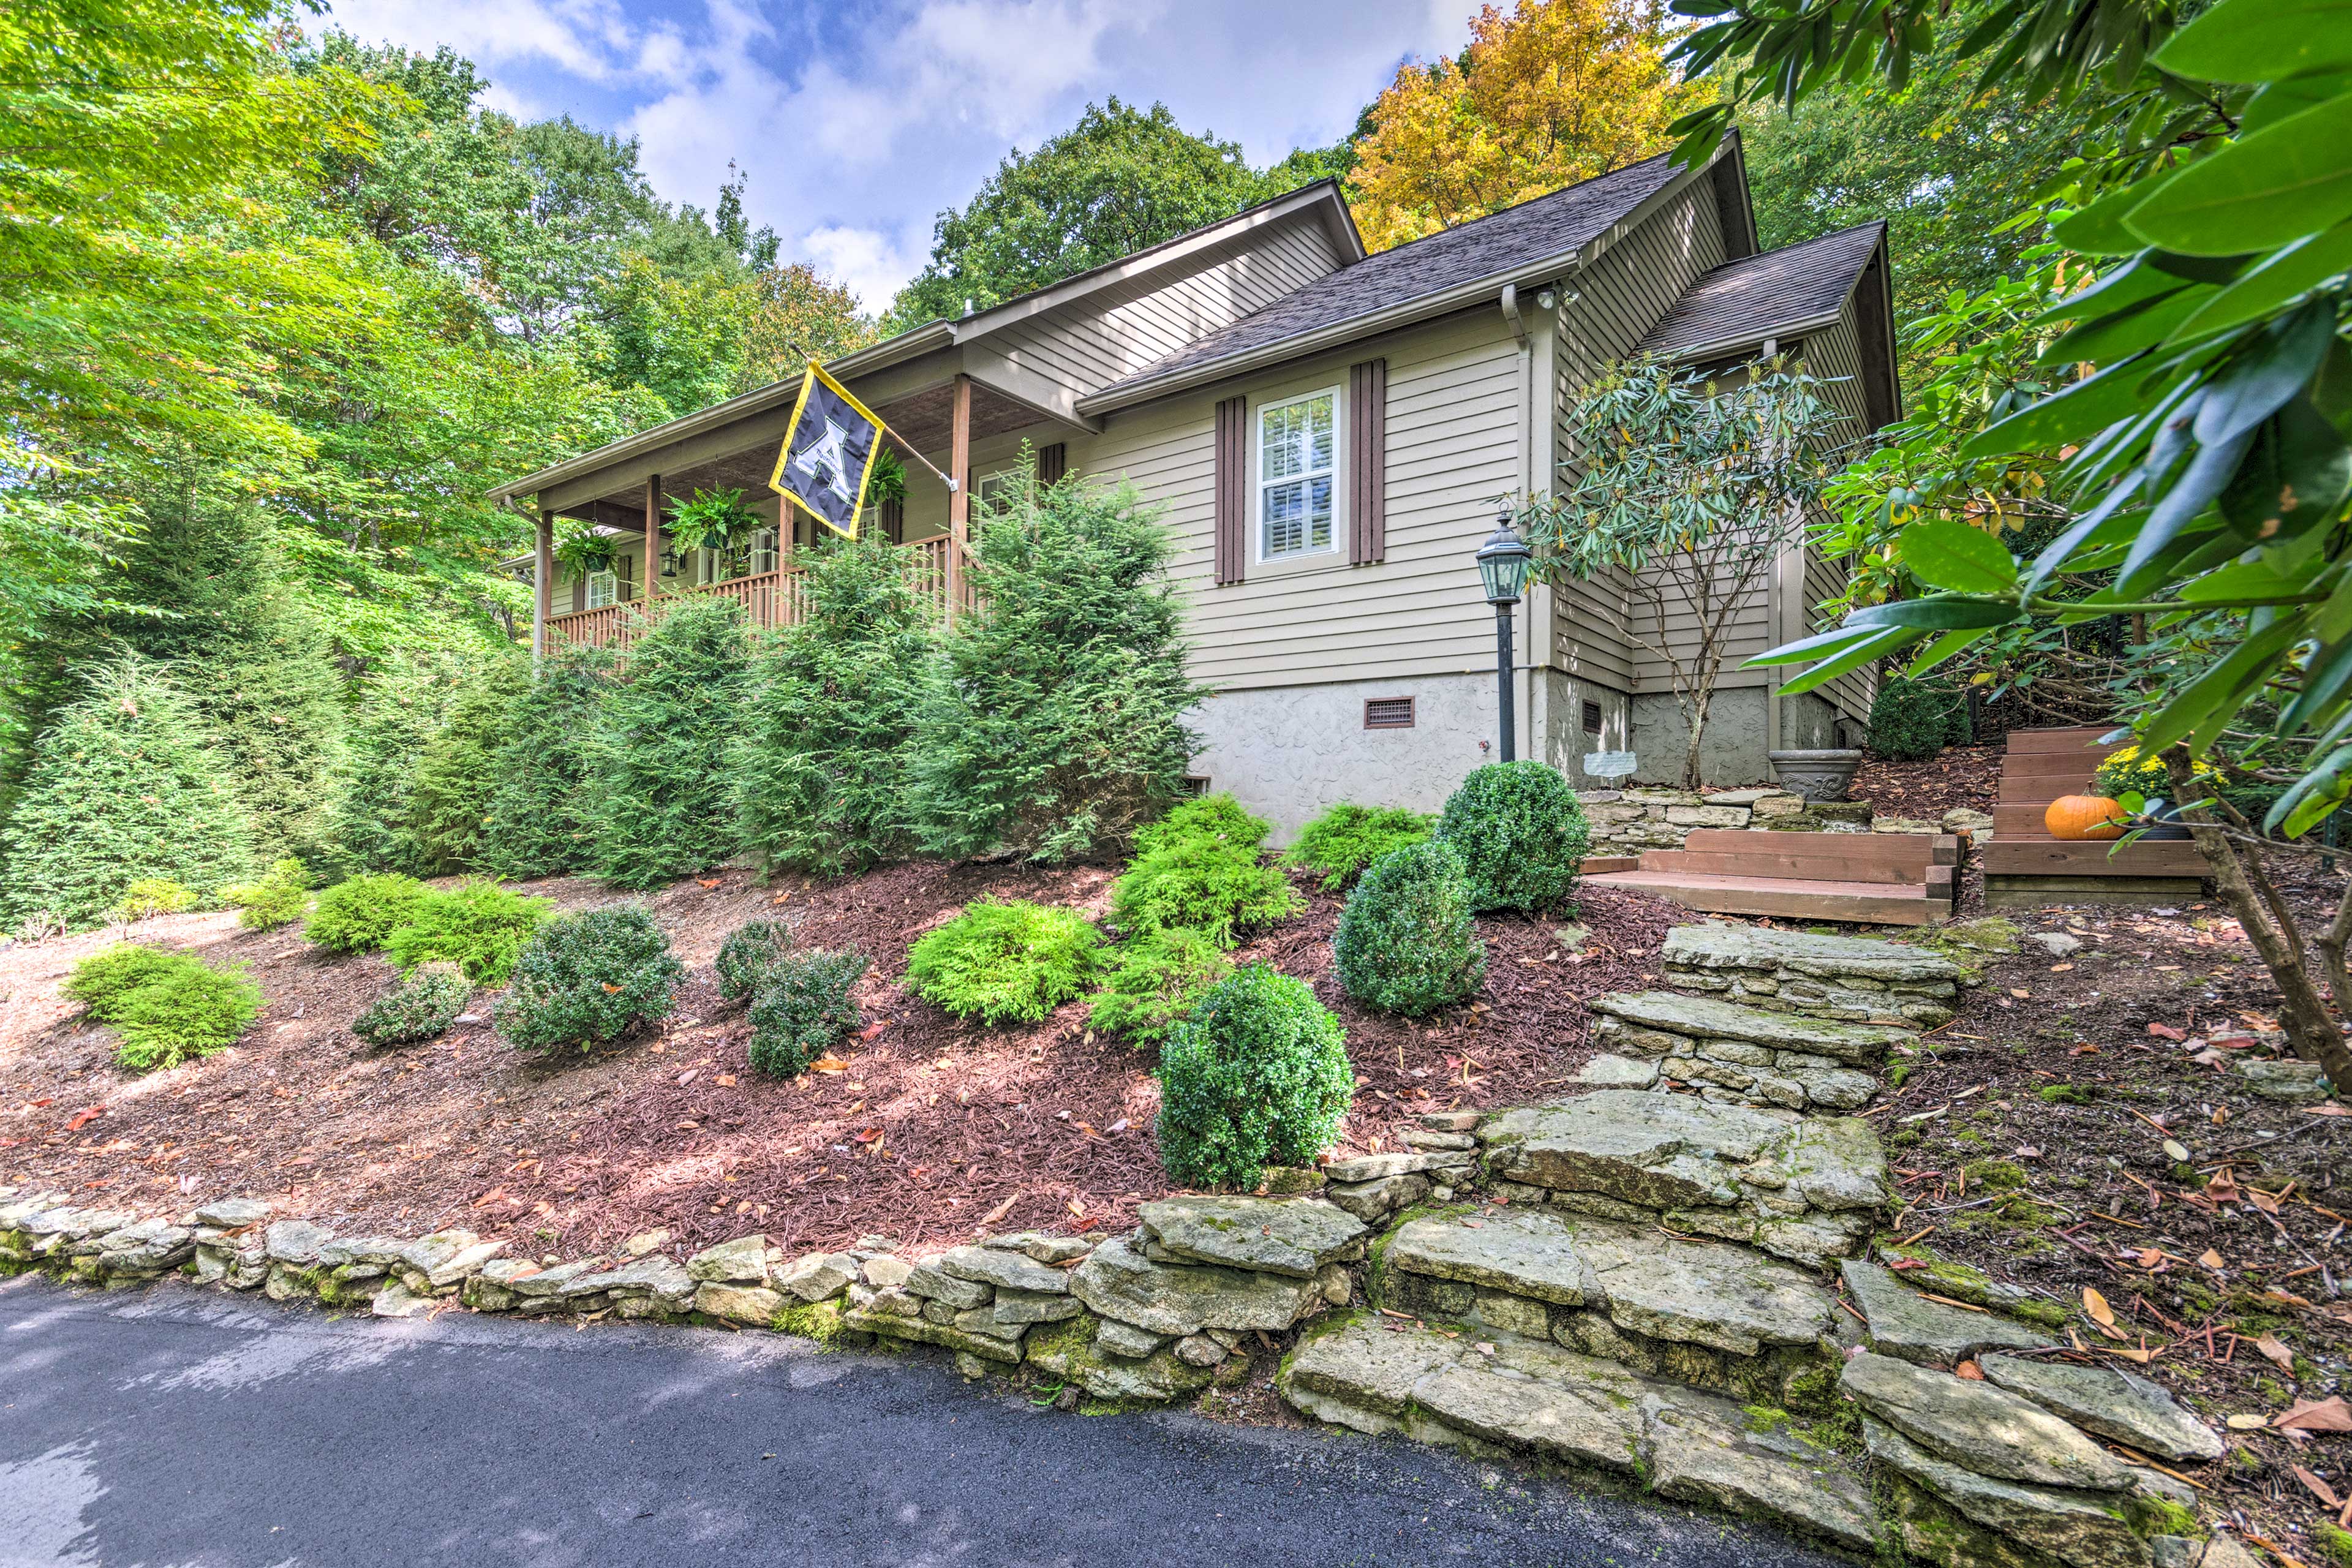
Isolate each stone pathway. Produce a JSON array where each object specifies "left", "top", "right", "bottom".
[{"left": 1273, "top": 922, "right": 2233, "bottom": 1568}]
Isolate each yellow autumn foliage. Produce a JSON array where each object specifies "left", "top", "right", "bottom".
[{"left": 1348, "top": 0, "right": 1705, "bottom": 252}]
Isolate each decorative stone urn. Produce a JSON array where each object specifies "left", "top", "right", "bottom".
[{"left": 1767, "top": 748, "right": 1865, "bottom": 802}]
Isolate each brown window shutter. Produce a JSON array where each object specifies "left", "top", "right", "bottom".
[
  {"left": 1214, "top": 395, "right": 1247, "bottom": 586},
  {"left": 879, "top": 496, "right": 904, "bottom": 544},
  {"left": 1035, "top": 442, "right": 1066, "bottom": 486},
  {"left": 1350, "top": 358, "right": 1387, "bottom": 564}
]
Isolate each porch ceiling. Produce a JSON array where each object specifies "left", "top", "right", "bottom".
[{"left": 554, "top": 379, "right": 1042, "bottom": 520}]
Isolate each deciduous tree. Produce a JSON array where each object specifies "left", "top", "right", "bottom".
[{"left": 1348, "top": 0, "right": 1698, "bottom": 251}]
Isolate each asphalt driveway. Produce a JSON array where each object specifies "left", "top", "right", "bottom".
[{"left": 0, "top": 1272, "right": 1852, "bottom": 1567}]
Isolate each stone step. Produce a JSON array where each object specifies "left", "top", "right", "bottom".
[
  {"left": 1376, "top": 1204, "right": 1839, "bottom": 1407},
  {"left": 1280, "top": 1315, "right": 1875, "bottom": 1551},
  {"left": 1661, "top": 922, "right": 1969, "bottom": 987},
  {"left": 1588, "top": 990, "right": 1910, "bottom": 1112},
  {"left": 1476, "top": 1090, "right": 1887, "bottom": 1267}
]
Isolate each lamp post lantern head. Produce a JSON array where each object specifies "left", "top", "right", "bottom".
[{"left": 1476, "top": 510, "right": 1532, "bottom": 607}]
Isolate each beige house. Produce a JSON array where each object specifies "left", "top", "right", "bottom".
[{"left": 488, "top": 132, "right": 1899, "bottom": 840}]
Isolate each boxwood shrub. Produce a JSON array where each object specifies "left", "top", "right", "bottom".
[
  {"left": 305, "top": 873, "right": 432, "bottom": 956},
  {"left": 905, "top": 899, "right": 1101, "bottom": 1025},
  {"left": 353, "top": 963, "right": 471, "bottom": 1048},
  {"left": 747, "top": 949, "right": 870, "bottom": 1078},
  {"left": 496, "top": 903, "right": 683, "bottom": 1055},
  {"left": 1281, "top": 803, "right": 1434, "bottom": 891},
  {"left": 1332, "top": 841, "right": 1485, "bottom": 1016},
  {"left": 1432, "top": 761, "right": 1590, "bottom": 913},
  {"left": 1155, "top": 964, "right": 1352, "bottom": 1189},
  {"left": 384, "top": 879, "right": 553, "bottom": 985},
  {"left": 716, "top": 918, "right": 793, "bottom": 1004}
]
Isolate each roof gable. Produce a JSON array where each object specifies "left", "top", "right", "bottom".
[
  {"left": 1635, "top": 222, "right": 1887, "bottom": 361},
  {"left": 1089, "top": 152, "right": 1691, "bottom": 405}
]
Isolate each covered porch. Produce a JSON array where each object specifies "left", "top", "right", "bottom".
[{"left": 508, "top": 334, "right": 1091, "bottom": 655}]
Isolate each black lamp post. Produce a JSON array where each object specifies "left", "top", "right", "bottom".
[{"left": 1475, "top": 511, "right": 1532, "bottom": 763}]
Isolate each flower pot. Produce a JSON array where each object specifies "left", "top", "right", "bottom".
[{"left": 1767, "top": 748, "right": 1865, "bottom": 803}]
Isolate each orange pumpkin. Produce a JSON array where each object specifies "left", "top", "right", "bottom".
[{"left": 2046, "top": 794, "right": 2127, "bottom": 840}]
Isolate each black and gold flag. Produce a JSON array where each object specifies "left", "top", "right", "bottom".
[{"left": 769, "top": 362, "right": 885, "bottom": 538}]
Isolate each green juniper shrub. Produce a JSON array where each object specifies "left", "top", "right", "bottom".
[
  {"left": 747, "top": 949, "right": 871, "bottom": 1077},
  {"left": 65, "top": 944, "right": 263, "bottom": 1072},
  {"left": 1155, "top": 964, "right": 1352, "bottom": 1189},
  {"left": 304, "top": 872, "right": 431, "bottom": 955},
  {"left": 1432, "top": 761, "right": 1591, "bottom": 914},
  {"left": 322, "top": 658, "right": 466, "bottom": 879},
  {"left": 222, "top": 858, "right": 309, "bottom": 930},
  {"left": 715, "top": 918, "right": 793, "bottom": 1004},
  {"left": 63, "top": 944, "right": 190, "bottom": 1015},
  {"left": 910, "top": 470, "right": 1207, "bottom": 863},
  {"left": 1281, "top": 803, "right": 1435, "bottom": 892},
  {"left": 114, "top": 879, "right": 200, "bottom": 921},
  {"left": 352, "top": 962, "right": 471, "bottom": 1048},
  {"left": 383, "top": 879, "right": 553, "bottom": 985},
  {"left": 1132, "top": 793, "right": 1270, "bottom": 856},
  {"left": 733, "top": 533, "right": 935, "bottom": 876},
  {"left": 0, "top": 655, "right": 257, "bottom": 932},
  {"left": 582, "top": 594, "right": 752, "bottom": 891},
  {"left": 1333, "top": 841, "right": 1486, "bottom": 1016},
  {"left": 496, "top": 903, "right": 684, "bottom": 1055},
  {"left": 1085, "top": 927, "right": 1234, "bottom": 1044},
  {"left": 1868, "top": 676, "right": 1969, "bottom": 761},
  {"left": 905, "top": 898, "right": 1102, "bottom": 1025},
  {"left": 1107, "top": 833, "right": 1302, "bottom": 948}
]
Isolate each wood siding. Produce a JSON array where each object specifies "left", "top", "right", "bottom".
[
  {"left": 1026, "top": 310, "right": 1525, "bottom": 691},
  {"left": 1791, "top": 300, "right": 1877, "bottom": 717},
  {"left": 1550, "top": 179, "right": 1731, "bottom": 692},
  {"left": 987, "top": 218, "right": 1345, "bottom": 396}
]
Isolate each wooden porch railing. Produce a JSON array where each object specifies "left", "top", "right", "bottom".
[{"left": 545, "top": 535, "right": 971, "bottom": 652}]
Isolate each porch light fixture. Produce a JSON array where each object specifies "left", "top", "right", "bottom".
[
  {"left": 659, "top": 546, "right": 681, "bottom": 579},
  {"left": 1474, "top": 512, "right": 1532, "bottom": 762}
]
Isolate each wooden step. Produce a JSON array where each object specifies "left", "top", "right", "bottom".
[
  {"left": 1584, "top": 869, "right": 1947, "bottom": 925},
  {"left": 1678, "top": 828, "right": 1958, "bottom": 870},
  {"left": 2003, "top": 725, "right": 2124, "bottom": 755},
  {"left": 1981, "top": 837, "right": 2209, "bottom": 876},
  {"left": 1583, "top": 855, "right": 1642, "bottom": 873}
]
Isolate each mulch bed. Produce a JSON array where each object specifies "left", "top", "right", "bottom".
[
  {"left": 1850, "top": 743, "right": 2003, "bottom": 823},
  {"left": 0, "top": 859, "right": 1672, "bottom": 1264},
  {"left": 1872, "top": 894, "right": 2351, "bottom": 1553}
]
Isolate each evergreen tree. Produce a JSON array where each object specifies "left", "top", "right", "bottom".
[
  {"left": 734, "top": 534, "right": 937, "bottom": 876},
  {"left": 15, "top": 474, "right": 348, "bottom": 869},
  {"left": 912, "top": 472, "right": 1204, "bottom": 863},
  {"left": 583, "top": 595, "right": 750, "bottom": 890},
  {"left": 409, "top": 657, "right": 527, "bottom": 873},
  {"left": 325, "top": 658, "right": 466, "bottom": 877},
  {"left": 478, "top": 643, "right": 614, "bottom": 880},
  {"left": 0, "top": 656, "right": 257, "bottom": 930}
]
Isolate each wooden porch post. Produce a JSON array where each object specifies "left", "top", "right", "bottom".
[
  {"left": 644, "top": 472, "right": 663, "bottom": 603},
  {"left": 532, "top": 491, "right": 553, "bottom": 673},
  {"left": 948, "top": 374, "right": 971, "bottom": 625}
]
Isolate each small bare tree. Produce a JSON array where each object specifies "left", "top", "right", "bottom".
[{"left": 1516, "top": 355, "right": 1850, "bottom": 788}]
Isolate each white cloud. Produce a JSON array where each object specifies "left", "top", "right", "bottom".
[
  {"left": 801, "top": 225, "right": 929, "bottom": 314},
  {"left": 315, "top": 0, "right": 1479, "bottom": 306}
]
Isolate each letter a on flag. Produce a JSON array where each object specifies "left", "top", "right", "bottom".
[{"left": 770, "top": 362, "right": 885, "bottom": 539}]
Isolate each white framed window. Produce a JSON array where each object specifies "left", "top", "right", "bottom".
[
  {"left": 974, "top": 469, "right": 1023, "bottom": 513},
  {"left": 586, "top": 569, "right": 619, "bottom": 609},
  {"left": 1256, "top": 387, "right": 1340, "bottom": 561}
]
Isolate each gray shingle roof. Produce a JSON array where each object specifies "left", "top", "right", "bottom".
[
  {"left": 1637, "top": 222, "right": 1885, "bottom": 360},
  {"left": 1101, "top": 153, "right": 1687, "bottom": 396}
]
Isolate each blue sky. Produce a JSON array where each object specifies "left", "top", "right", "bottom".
[{"left": 314, "top": 0, "right": 1476, "bottom": 311}]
